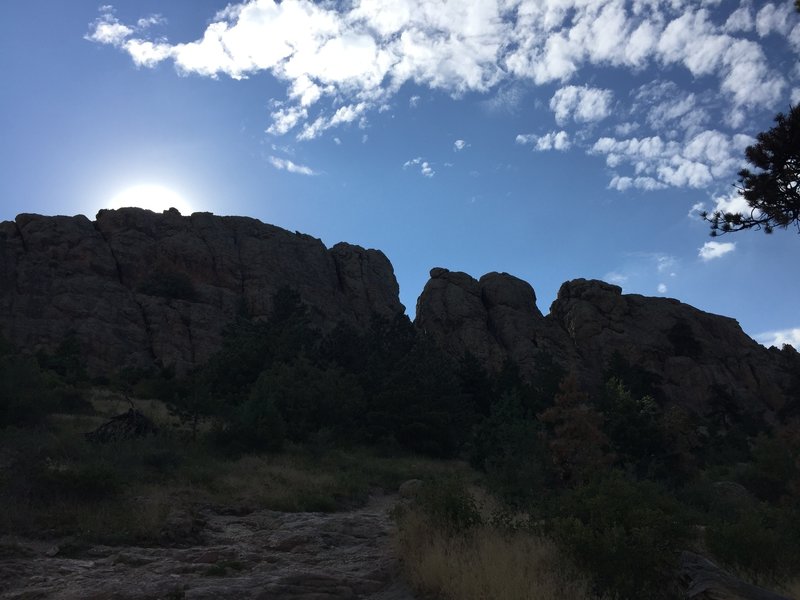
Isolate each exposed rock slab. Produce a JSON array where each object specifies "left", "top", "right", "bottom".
[
  {"left": 0, "top": 495, "right": 415, "bottom": 600},
  {"left": 680, "top": 551, "right": 794, "bottom": 600}
]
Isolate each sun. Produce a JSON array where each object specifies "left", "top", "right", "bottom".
[{"left": 107, "top": 184, "right": 194, "bottom": 215}]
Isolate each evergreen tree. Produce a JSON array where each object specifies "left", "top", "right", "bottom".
[
  {"left": 704, "top": 104, "right": 800, "bottom": 234},
  {"left": 539, "top": 374, "right": 613, "bottom": 484}
]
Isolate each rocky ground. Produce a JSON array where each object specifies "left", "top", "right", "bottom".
[{"left": 0, "top": 494, "right": 415, "bottom": 600}]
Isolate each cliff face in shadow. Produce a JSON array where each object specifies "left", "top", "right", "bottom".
[
  {"left": 415, "top": 268, "right": 799, "bottom": 421},
  {"left": 0, "top": 208, "right": 403, "bottom": 375},
  {"left": 1, "top": 209, "right": 797, "bottom": 421}
]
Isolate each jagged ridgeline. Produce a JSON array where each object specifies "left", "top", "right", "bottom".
[{"left": 1, "top": 208, "right": 798, "bottom": 427}]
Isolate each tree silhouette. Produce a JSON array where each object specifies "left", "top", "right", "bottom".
[
  {"left": 704, "top": 104, "right": 800, "bottom": 235},
  {"left": 539, "top": 374, "right": 613, "bottom": 484}
]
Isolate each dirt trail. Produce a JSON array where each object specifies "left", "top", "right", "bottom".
[{"left": 0, "top": 494, "right": 415, "bottom": 600}]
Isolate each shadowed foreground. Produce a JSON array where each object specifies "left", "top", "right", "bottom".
[{"left": 0, "top": 494, "right": 414, "bottom": 600}]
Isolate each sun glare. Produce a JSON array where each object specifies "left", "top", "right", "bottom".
[{"left": 107, "top": 184, "right": 193, "bottom": 215}]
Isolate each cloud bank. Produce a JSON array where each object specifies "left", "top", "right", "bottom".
[{"left": 88, "top": 1, "right": 798, "bottom": 190}]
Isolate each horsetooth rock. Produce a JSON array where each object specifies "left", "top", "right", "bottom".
[
  {"left": 416, "top": 268, "right": 799, "bottom": 419},
  {"left": 1, "top": 210, "right": 797, "bottom": 420},
  {"left": 0, "top": 208, "right": 403, "bottom": 375}
]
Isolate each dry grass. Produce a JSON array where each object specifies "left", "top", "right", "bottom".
[
  {"left": 780, "top": 579, "right": 800, "bottom": 598},
  {"left": 88, "top": 389, "right": 177, "bottom": 425},
  {"left": 395, "top": 508, "right": 601, "bottom": 600},
  {"left": 1, "top": 403, "right": 469, "bottom": 546}
]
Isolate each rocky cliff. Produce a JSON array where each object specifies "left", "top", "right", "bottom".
[
  {"left": 0, "top": 209, "right": 403, "bottom": 375},
  {"left": 1, "top": 210, "right": 797, "bottom": 421},
  {"left": 416, "top": 268, "right": 799, "bottom": 420}
]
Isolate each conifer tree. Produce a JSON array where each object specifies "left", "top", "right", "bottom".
[
  {"left": 705, "top": 104, "right": 800, "bottom": 234},
  {"left": 539, "top": 374, "right": 613, "bottom": 484}
]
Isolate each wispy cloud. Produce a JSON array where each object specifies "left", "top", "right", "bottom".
[
  {"left": 453, "top": 139, "right": 468, "bottom": 152},
  {"left": 403, "top": 157, "right": 434, "bottom": 177},
  {"left": 516, "top": 131, "right": 571, "bottom": 151},
  {"left": 698, "top": 241, "right": 736, "bottom": 261},
  {"left": 268, "top": 156, "right": 317, "bottom": 175},
  {"left": 755, "top": 327, "right": 800, "bottom": 350},
  {"left": 605, "top": 271, "right": 629, "bottom": 286}
]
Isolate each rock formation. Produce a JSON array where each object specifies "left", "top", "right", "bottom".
[
  {"left": 0, "top": 209, "right": 403, "bottom": 375},
  {"left": 416, "top": 268, "right": 799, "bottom": 420},
  {"left": 1, "top": 209, "right": 797, "bottom": 421},
  {"left": 679, "top": 551, "right": 793, "bottom": 600}
]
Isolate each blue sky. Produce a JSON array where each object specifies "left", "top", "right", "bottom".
[{"left": 1, "top": 0, "right": 798, "bottom": 348}]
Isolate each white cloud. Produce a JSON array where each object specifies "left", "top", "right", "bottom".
[
  {"left": 609, "top": 175, "right": 666, "bottom": 191},
  {"left": 268, "top": 156, "right": 317, "bottom": 175},
  {"left": 267, "top": 106, "right": 308, "bottom": 136},
  {"left": 710, "top": 190, "right": 752, "bottom": 216},
  {"left": 605, "top": 272, "right": 628, "bottom": 285},
  {"left": 755, "top": 3, "right": 794, "bottom": 38},
  {"left": 136, "top": 15, "right": 165, "bottom": 29},
  {"left": 755, "top": 328, "right": 800, "bottom": 350},
  {"left": 592, "top": 129, "right": 751, "bottom": 190},
  {"left": 699, "top": 241, "right": 736, "bottom": 261},
  {"left": 550, "top": 85, "right": 613, "bottom": 125},
  {"left": 723, "top": 2, "right": 753, "bottom": 33},
  {"left": 655, "top": 256, "right": 675, "bottom": 274},
  {"left": 88, "top": 1, "right": 790, "bottom": 148},
  {"left": 657, "top": 283, "right": 667, "bottom": 294},
  {"left": 86, "top": 7, "right": 133, "bottom": 45},
  {"left": 634, "top": 81, "right": 708, "bottom": 134},
  {"left": 516, "top": 131, "right": 570, "bottom": 151},
  {"left": 403, "top": 156, "right": 434, "bottom": 177},
  {"left": 454, "top": 139, "right": 468, "bottom": 151}
]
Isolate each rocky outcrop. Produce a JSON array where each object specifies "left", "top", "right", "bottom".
[
  {"left": 0, "top": 494, "right": 415, "bottom": 600},
  {"left": 2, "top": 209, "right": 797, "bottom": 419},
  {"left": 550, "top": 278, "right": 794, "bottom": 415},
  {"left": 415, "top": 268, "right": 577, "bottom": 379},
  {"left": 415, "top": 270, "right": 799, "bottom": 419},
  {"left": 0, "top": 209, "right": 404, "bottom": 375},
  {"left": 680, "top": 551, "right": 793, "bottom": 600}
]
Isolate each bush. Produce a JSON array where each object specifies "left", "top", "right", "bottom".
[
  {"left": 415, "top": 477, "right": 482, "bottom": 533},
  {"left": 705, "top": 503, "right": 800, "bottom": 585},
  {"left": 0, "top": 354, "right": 55, "bottom": 427},
  {"left": 470, "top": 391, "right": 551, "bottom": 506},
  {"left": 545, "top": 472, "right": 695, "bottom": 599}
]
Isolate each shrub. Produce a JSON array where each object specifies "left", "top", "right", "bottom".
[
  {"left": 545, "top": 472, "right": 695, "bottom": 600},
  {"left": 705, "top": 503, "right": 800, "bottom": 585},
  {"left": 414, "top": 477, "right": 482, "bottom": 533},
  {"left": 0, "top": 354, "right": 55, "bottom": 427},
  {"left": 470, "top": 391, "right": 551, "bottom": 506}
]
